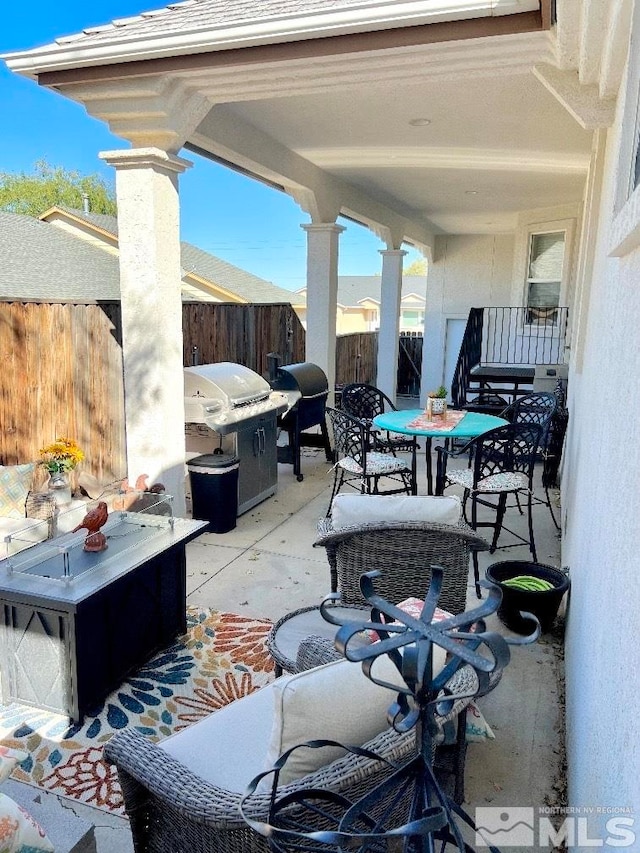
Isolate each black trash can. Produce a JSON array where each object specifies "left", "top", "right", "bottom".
[
  {"left": 486, "top": 561, "right": 570, "bottom": 634},
  {"left": 188, "top": 453, "right": 239, "bottom": 533}
]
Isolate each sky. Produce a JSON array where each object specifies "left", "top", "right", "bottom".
[{"left": 0, "top": 2, "right": 423, "bottom": 292}]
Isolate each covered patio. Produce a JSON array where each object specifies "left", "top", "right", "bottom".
[{"left": 3, "top": 0, "right": 640, "bottom": 844}]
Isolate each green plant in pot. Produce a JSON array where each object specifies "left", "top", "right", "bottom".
[{"left": 427, "top": 385, "right": 448, "bottom": 416}]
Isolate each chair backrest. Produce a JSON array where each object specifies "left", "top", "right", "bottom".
[
  {"left": 341, "top": 383, "right": 396, "bottom": 423},
  {"left": 315, "top": 519, "right": 488, "bottom": 613},
  {"left": 503, "top": 392, "right": 558, "bottom": 444},
  {"left": 471, "top": 421, "right": 543, "bottom": 484},
  {"left": 325, "top": 406, "right": 368, "bottom": 469}
]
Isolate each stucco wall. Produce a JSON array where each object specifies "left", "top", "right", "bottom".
[
  {"left": 562, "top": 14, "right": 640, "bottom": 842},
  {"left": 421, "top": 233, "right": 514, "bottom": 398}
]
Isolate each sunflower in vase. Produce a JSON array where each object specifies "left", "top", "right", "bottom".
[{"left": 39, "top": 437, "right": 85, "bottom": 498}]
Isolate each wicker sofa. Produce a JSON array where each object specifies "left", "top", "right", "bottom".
[{"left": 0, "top": 463, "right": 55, "bottom": 559}]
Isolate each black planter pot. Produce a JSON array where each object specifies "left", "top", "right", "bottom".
[{"left": 485, "top": 561, "right": 570, "bottom": 634}]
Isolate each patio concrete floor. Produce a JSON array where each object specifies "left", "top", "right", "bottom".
[{"left": 15, "top": 420, "right": 567, "bottom": 853}]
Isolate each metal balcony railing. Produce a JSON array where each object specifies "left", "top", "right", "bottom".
[
  {"left": 451, "top": 306, "right": 569, "bottom": 409},
  {"left": 479, "top": 306, "right": 569, "bottom": 366}
]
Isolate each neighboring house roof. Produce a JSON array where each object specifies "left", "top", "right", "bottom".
[
  {"left": 0, "top": 212, "right": 121, "bottom": 301},
  {"left": 337, "top": 276, "right": 426, "bottom": 307},
  {"left": 297, "top": 275, "right": 426, "bottom": 309},
  {"left": 35, "top": 206, "right": 300, "bottom": 306},
  {"left": 179, "top": 242, "right": 298, "bottom": 304}
]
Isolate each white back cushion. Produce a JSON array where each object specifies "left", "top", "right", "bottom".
[
  {"left": 331, "top": 494, "right": 461, "bottom": 531},
  {"left": 265, "top": 648, "right": 445, "bottom": 785}
]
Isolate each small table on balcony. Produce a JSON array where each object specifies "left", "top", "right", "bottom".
[{"left": 372, "top": 409, "right": 508, "bottom": 495}]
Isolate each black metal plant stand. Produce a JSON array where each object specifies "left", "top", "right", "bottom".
[{"left": 240, "top": 567, "right": 539, "bottom": 852}]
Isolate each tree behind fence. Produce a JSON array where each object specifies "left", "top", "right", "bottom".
[{"left": 0, "top": 302, "right": 304, "bottom": 481}]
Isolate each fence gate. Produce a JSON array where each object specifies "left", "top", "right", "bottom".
[{"left": 397, "top": 334, "right": 423, "bottom": 396}]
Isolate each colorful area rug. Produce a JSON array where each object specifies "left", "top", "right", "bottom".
[{"left": 0, "top": 608, "right": 274, "bottom": 815}]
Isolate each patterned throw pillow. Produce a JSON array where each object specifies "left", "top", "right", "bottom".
[
  {"left": 0, "top": 464, "right": 36, "bottom": 520},
  {"left": 0, "top": 792, "right": 54, "bottom": 853},
  {"left": 0, "top": 747, "right": 28, "bottom": 784}
]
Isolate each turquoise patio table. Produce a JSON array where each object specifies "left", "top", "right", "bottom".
[{"left": 372, "top": 409, "right": 508, "bottom": 495}]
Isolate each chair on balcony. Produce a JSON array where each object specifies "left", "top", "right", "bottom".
[
  {"left": 325, "top": 407, "right": 415, "bottom": 515},
  {"left": 500, "top": 391, "right": 560, "bottom": 528},
  {"left": 340, "top": 382, "right": 417, "bottom": 455},
  {"left": 436, "top": 422, "right": 543, "bottom": 597}
]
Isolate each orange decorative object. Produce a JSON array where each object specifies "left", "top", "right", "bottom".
[
  {"left": 71, "top": 501, "right": 109, "bottom": 551},
  {"left": 83, "top": 531, "right": 108, "bottom": 552}
]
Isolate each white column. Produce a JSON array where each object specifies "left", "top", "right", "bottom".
[
  {"left": 100, "top": 147, "right": 192, "bottom": 516},
  {"left": 302, "top": 223, "right": 345, "bottom": 404},
  {"left": 377, "top": 249, "right": 406, "bottom": 402}
]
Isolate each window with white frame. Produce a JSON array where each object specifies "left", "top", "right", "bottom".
[
  {"left": 401, "top": 309, "right": 424, "bottom": 328},
  {"left": 525, "top": 231, "right": 566, "bottom": 325}
]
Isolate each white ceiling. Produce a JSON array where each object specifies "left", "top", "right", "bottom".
[{"left": 221, "top": 65, "right": 592, "bottom": 233}]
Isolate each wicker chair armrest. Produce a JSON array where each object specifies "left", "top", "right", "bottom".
[
  {"left": 434, "top": 664, "right": 479, "bottom": 730},
  {"left": 105, "top": 723, "right": 416, "bottom": 827},
  {"left": 295, "top": 634, "right": 342, "bottom": 670},
  {"left": 316, "top": 516, "right": 333, "bottom": 537},
  {"left": 313, "top": 519, "right": 488, "bottom": 552},
  {"left": 104, "top": 729, "right": 255, "bottom": 827},
  {"left": 24, "top": 492, "right": 56, "bottom": 539}
]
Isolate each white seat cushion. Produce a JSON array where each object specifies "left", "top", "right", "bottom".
[
  {"left": 446, "top": 469, "right": 528, "bottom": 493},
  {"left": 265, "top": 650, "right": 445, "bottom": 785},
  {"left": 339, "top": 452, "right": 410, "bottom": 476},
  {"left": 159, "top": 679, "right": 274, "bottom": 792},
  {"left": 159, "top": 652, "right": 450, "bottom": 793},
  {"left": 331, "top": 494, "right": 462, "bottom": 530}
]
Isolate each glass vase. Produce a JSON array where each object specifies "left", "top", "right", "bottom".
[{"left": 49, "top": 471, "right": 72, "bottom": 507}]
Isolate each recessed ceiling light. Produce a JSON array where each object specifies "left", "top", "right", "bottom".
[
  {"left": 408, "top": 118, "right": 431, "bottom": 127},
  {"left": 465, "top": 190, "right": 479, "bottom": 195}
]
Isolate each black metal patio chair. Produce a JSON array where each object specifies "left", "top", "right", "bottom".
[
  {"left": 500, "top": 391, "right": 560, "bottom": 528},
  {"left": 436, "top": 421, "right": 544, "bottom": 596},
  {"left": 325, "top": 407, "right": 415, "bottom": 515},
  {"left": 340, "top": 382, "right": 417, "bottom": 455}
]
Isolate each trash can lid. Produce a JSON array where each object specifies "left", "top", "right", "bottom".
[{"left": 187, "top": 453, "right": 239, "bottom": 469}]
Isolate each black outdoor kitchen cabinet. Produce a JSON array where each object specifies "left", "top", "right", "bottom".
[{"left": 0, "top": 515, "right": 205, "bottom": 722}]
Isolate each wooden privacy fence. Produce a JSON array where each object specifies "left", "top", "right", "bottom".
[
  {"left": 182, "top": 303, "right": 304, "bottom": 375},
  {"left": 335, "top": 332, "right": 423, "bottom": 396},
  {"left": 1, "top": 302, "right": 126, "bottom": 485},
  {"left": 1, "top": 302, "right": 421, "bottom": 480},
  {"left": 0, "top": 301, "right": 305, "bottom": 481}
]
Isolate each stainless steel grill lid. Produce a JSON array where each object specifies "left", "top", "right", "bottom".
[{"left": 184, "top": 362, "right": 287, "bottom": 432}]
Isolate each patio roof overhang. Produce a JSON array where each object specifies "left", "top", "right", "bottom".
[{"left": 2, "top": 0, "right": 623, "bottom": 250}]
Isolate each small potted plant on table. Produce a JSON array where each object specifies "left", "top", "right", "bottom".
[{"left": 426, "top": 385, "right": 448, "bottom": 418}]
